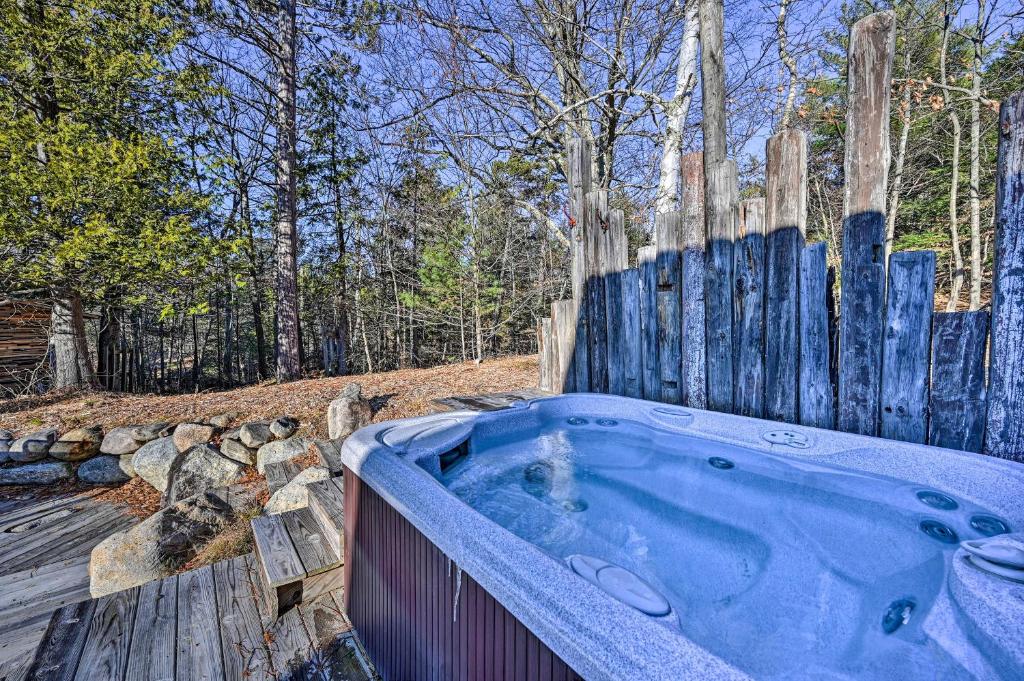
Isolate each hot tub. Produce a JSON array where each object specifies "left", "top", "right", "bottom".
[{"left": 339, "top": 394, "right": 1024, "bottom": 680}]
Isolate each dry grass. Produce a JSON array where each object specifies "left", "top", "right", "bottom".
[
  {"left": 0, "top": 355, "right": 539, "bottom": 437},
  {"left": 181, "top": 503, "right": 262, "bottom": 572}
]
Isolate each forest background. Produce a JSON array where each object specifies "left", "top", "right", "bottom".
[{"left": 1, "top": 0, "right": 1021, "bottom": 394}]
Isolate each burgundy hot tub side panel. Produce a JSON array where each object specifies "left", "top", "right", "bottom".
[{"left": 343, "top": 468, "right": 584, "bottom": 681}]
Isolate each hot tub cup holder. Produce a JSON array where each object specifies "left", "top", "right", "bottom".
[
  {"left": 567, "top": 554, "right": 672, "bottom": 618},
  {"left": 761, "top": 429, "right": 811, "bottom": 449},
  {"left": 961, "top": 537, "right": 1024, "bottom": 583}
]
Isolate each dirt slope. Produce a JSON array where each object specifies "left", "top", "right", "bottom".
[{"left": 0, "top": 355, "right": 539, "bottom": 436}]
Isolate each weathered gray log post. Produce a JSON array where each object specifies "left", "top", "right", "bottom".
[
  {"left": 705, "top": 161, "right": 737, "bottom": 413},
  {"left": 538, "top": 318, "right": 554, "bottom": 392},
  {"left": 765, "top": 129, "right": 807, "bottom": 423},
  {"left": 551, "top": 299, "right": 578, "bottom": 393},
  {"left": 733, "top": 198, "right": 766, "bottom": 417},
  {"left": 584, "top": 190, "right": 610, "bottom": 393},
  {"left": 799, "top": 242, "right": 835, "bottom": 429},
  {"left": 879, "top": 251, "right": 935, "bottom": 444},
  {"left": 929, "top": 311, "right": 988, "bottom": 452},
  {"left": 656, "top": 211, "right": 684, "bottom": 404},
  {"left": 567, "top": 139, "right": 591, "bottom": 391},
  {"left": 984, "top": 92, "right": 1024, "bottom": 460},
  {"left": 700, "top": 0, "right": 734, "bottom": 414},
  {"left": 622, "top": 268, "right": 644, "bottom": 399},
  {"left": 681, "top": 153, "right": 707, "bottom": 409},
  {"left": 638, "top": 246, "right": 660, "bottom": 401},
  {"left": 837, "top": 11, "right": 896, "bottom": 436},
  {"left": 605, "top": 210, "right": 628, "bottom": 395}
]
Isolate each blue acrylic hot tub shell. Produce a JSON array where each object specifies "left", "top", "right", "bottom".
[{"left": 340, "top": 393, "right": 1024, "bottom": 681}]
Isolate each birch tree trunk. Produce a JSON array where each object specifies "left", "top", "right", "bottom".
[
  {"left": 886, "top": 51, "right": 913, "bottom": 263},
  {"left": 941, "top": 6, "right": 965, "bottom": 311},
  {"left": 777, "top": 0, "right": 798, "bottom": 129},
  {"left": 274, "top": 0, "right": 302, "bottom": 381},
  {"left": 655, "top": 0, "right": 700, "bottom": 215},
  {"left": 967, "top": 0, "right": 985, "bottom": 310}
]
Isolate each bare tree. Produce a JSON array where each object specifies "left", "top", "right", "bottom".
[{"left": 656, "top": 0, "right": 701, "bottom": 214}]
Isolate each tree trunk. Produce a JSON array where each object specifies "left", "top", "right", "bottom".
[
  {"left": 941, "top": 5, "right": 965, "bottom": 311},
  {"left": 273, "top": 0, "right": 302, "bottom": 381},
  {"left": 886, "top": 50, "right": 913, "bottom": 264},
  {"left": 50, "top": 292, "right": 96, "bottom": 389},
  {"left": 655, "top": 0, "right": 700, "bottom": 215},
  {"left": 968, "top": 0, "right": 985, "bottom": 310}
]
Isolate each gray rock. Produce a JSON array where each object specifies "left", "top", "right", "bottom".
[
  {"left": 119, "top": 453, "right": 137, "bottom": 478},
  {"left": 0, "top": 460, "right": 73, "bottom": 486},
  {"left": 269, "top": 416, "right": 299, "bottom": 440},
  {"left": 219, "top": 437, "right": 256, "bottom": 466},
  {"left": 256, "top": 437, "right": 310, "bottom": 473},
  {"left": 131, "top": 436, "right": 179, "bottom": 492},
  {"left": 89, "top": 490, "right": 236, "bottom": 598},
  {"left": 100, "top": 426, "right": 145, "bottom": 456},
  {"left": 77, "top": 455, "right": 131, "bottom": 485},
  {"left": 240, "top": 422, "right": 272, "bottom": 449},
  {"left": 163, "top": 444, "right": 246, "bottom": 504},
  {"left": 264, "top": 465, "right": 330, "bottom": 514},
  {"left": 0, "top": 429, "right": 13, "bottom": 457},
  {"left": 172, "top": 423, "right": 216, "bottom": 453},
  {"left": 129, "top": 422, "right": 172, "bottom": 442},
  {"left": 49, "top": 426, "right": 103, "bottom": 461},
  {"left": 221, "top": 426, "right": 242, "bottom": 441},
  {"left": 0, "top": 428, "right": 13, "bottom": 439},
  {"left": 9, "top": 428, "right": 59, "bottom": 463},
  {"left": 209, "top": 412, "right": 237, "bottom": 428},
  {"left": 327, "top": 383, "right": 373, "bottom": 441}
]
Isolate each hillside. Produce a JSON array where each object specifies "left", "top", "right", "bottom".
[{"left": 0, "top": 355, "right": 540, "bottom": 436}]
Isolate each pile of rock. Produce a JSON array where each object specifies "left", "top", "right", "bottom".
[{"left": 0, "top": 411, "right": 312, "bottom": 496}]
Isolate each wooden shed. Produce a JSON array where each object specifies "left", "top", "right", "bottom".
[{"left": 0, "top": 299, "right": 50, "bottom": 395}]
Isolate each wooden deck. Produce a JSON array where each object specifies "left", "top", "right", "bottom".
[
  {"left": 0, "top": 490, "right": 137, "bottom": 673},
  {"left": 22, "top": 554, "right": 374, "bottom": 681},
  {"left": 431, "top": 388, "right": 550, "bottom": 413}
]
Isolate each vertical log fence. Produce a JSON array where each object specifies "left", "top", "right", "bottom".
[{"left": 538, "top": 11, "right": 1024, "bottom": 461}]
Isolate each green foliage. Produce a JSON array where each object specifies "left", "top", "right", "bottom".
[{"left": 0, "top": 0, "right": 216, "bottom": 308}]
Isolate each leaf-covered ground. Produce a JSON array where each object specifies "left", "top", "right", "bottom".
[{"left": 0, "top": 354, "right": 540, "bottom": 437}]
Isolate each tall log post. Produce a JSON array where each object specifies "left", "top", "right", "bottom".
[
  {"left": 680, "top": 153, "right": 707, "bottom": 409},
  {"left": 567, "top": 139, "right": 592, "bottom": 391},
  {"left": 984, "top": 92, "right": 1024, "bottom": 460},
  {"left": 837, "top": 11, "right": 896, "bottom": 436},
  {"left": 764, "top": 129, "right": 807, "bottom": 423}
]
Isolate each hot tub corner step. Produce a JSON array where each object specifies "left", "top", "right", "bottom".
[
  {"left": 307, "top": 477, "right": 345, "bottom": 556},
  {"left": 252, "top": 507, "right": 343, "bottom": 619}
]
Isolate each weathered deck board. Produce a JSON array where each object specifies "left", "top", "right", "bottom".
[
  {"left": 929, "top": 311, "right": 989, "bottom": 452},
  {"left": 24, "top": 598, "right": 96, "bottom": 681},
  {"left": 73, "top": 586, "right": 139, "bottom": 681},
  {"left": 212, "top": 555, "right": 274, "bottom": 680},
  {"left": 282, "top": 507, "right": 339, "bottom": 577},
  {"left": 27, "top": 551, "right": 373, "bottom": 681},
  {"left": 879, "top": 251, "right": 936, "bottom": 444},
  {"left": 126, "top": 576, "right": 177, "bottom": 681},
  {"left": 175, "top": 565, "right": 224, "bottom": 681},
  {"left": 265, "top": 460, "right": 302, "bottom": 497},
  {"left": 252, "top": 514, "right": 304, "bottom": 589}
]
